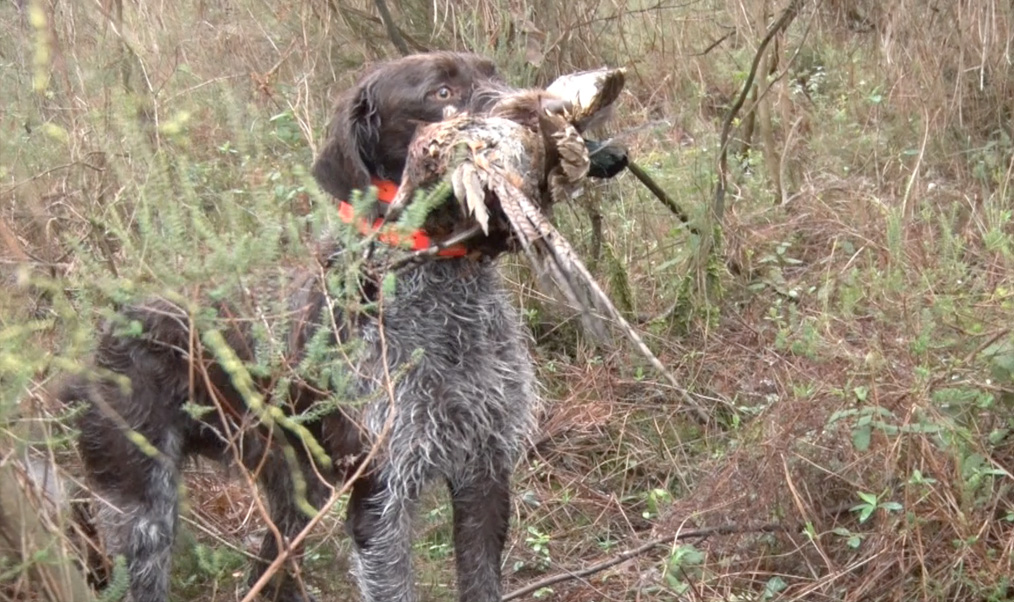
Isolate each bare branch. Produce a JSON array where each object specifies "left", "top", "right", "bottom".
[
  {"left": 713, "top": 0, "right": 804, "bottom": 223},
  {"left": 374, "top": 0, "right": 410, "bottom": 56},
  {"left": 503, "top": 523, "right": 786, "bottom": 601}
]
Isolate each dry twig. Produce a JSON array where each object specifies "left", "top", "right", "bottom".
[
  {"left": 713, "top": 0, "right": 804, "bottom": 223},
  {"left": 503, "top": 522, "right": 786, "bottom": 601}
]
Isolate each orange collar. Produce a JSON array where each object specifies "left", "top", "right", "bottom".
[{"left": 336, "top": 178, "right": 468, "bottom": 258}]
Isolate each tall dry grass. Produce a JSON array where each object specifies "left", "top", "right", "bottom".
[{"left": 2, "top": 0, "right": 1013, "bottom": 600}]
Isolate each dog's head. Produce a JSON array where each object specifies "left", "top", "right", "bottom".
[{"left": 312, "top": 52, "right": 501, "bottom": 199}]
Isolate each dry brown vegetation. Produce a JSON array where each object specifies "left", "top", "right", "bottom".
[{"left": 2, "top": 0, "right": 1013, "bottom": 600}]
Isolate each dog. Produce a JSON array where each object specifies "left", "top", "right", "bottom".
[{"left": 64, "top": 52, "right": 539, "bottom": 602}]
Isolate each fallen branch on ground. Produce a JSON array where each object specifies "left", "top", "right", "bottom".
[{"left": 502, "top": 522, "right": 785, "bottom": 601}]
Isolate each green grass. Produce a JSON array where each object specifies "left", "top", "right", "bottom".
[{"left": 4, "top": 0, "right": 1014, "bottom": 601}]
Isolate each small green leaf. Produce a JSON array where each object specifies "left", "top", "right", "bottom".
[
  {"left": 763, "top": 576, "right": 787, "bottom": 598},
  {"left": 908, "top": 469, "right": 937, "bottom": 485},
  {"left": 988, "top": 428, "right": 1009, "bottom": 445},
  {"left": 828, "top": 408, "right": 858, "bottom": 423},
  {"left": 852, "top": 424, "right": 872, "bottom": 451},
  {"left": 857, "top": 491, "right": 878, "bottom": 505},
  {"left": 381, "top": 272, "right": 398, "bottom": 298}
]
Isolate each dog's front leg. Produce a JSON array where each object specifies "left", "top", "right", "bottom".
[
  {"left": 346, "top": 472, "right": 419, "bottom": 602},
  {"left": 448, "top": 464, "right": 512, "bottom": 602}
]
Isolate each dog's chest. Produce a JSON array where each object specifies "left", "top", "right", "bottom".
[{"left": 354, "top": 259, "right": 537, "bottom": 451}]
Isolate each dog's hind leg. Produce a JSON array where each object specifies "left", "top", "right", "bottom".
[
  {"left": 79, "top": 390, "right": 185, "bottom": 602},
  {"left": 91, "top": 458, "right": 180, "bottom": 602},
  {"left": 246, "top": 447, "right": 331, "bottom": 602},
  {"left": 448, "top": 465, "right": 512, "bottom": 602},
  {"left": 346, "top": 473, "right": 418, "bottom": 602}
]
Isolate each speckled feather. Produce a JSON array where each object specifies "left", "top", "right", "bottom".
[{"left": 389, "top": 75, "right": 685, "bottom": 390}]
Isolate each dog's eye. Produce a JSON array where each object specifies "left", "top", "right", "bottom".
[{"left": 434, "top": 85, "right": 454, "bottom": 100}]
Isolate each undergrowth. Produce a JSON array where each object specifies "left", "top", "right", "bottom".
[{"left": 2, "top": 0, "right": 1013, "bottom": 601}]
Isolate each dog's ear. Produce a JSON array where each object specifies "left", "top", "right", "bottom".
[{"left": 312, "top": 81, "right": 381, "bottom": 199}]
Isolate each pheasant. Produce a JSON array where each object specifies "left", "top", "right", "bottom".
[
  {"left": 386, "top": 67, "right": 626, "bottom": 244},
  {"left": 373, "top": 68, "right": 692, "bottom": 398}
]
